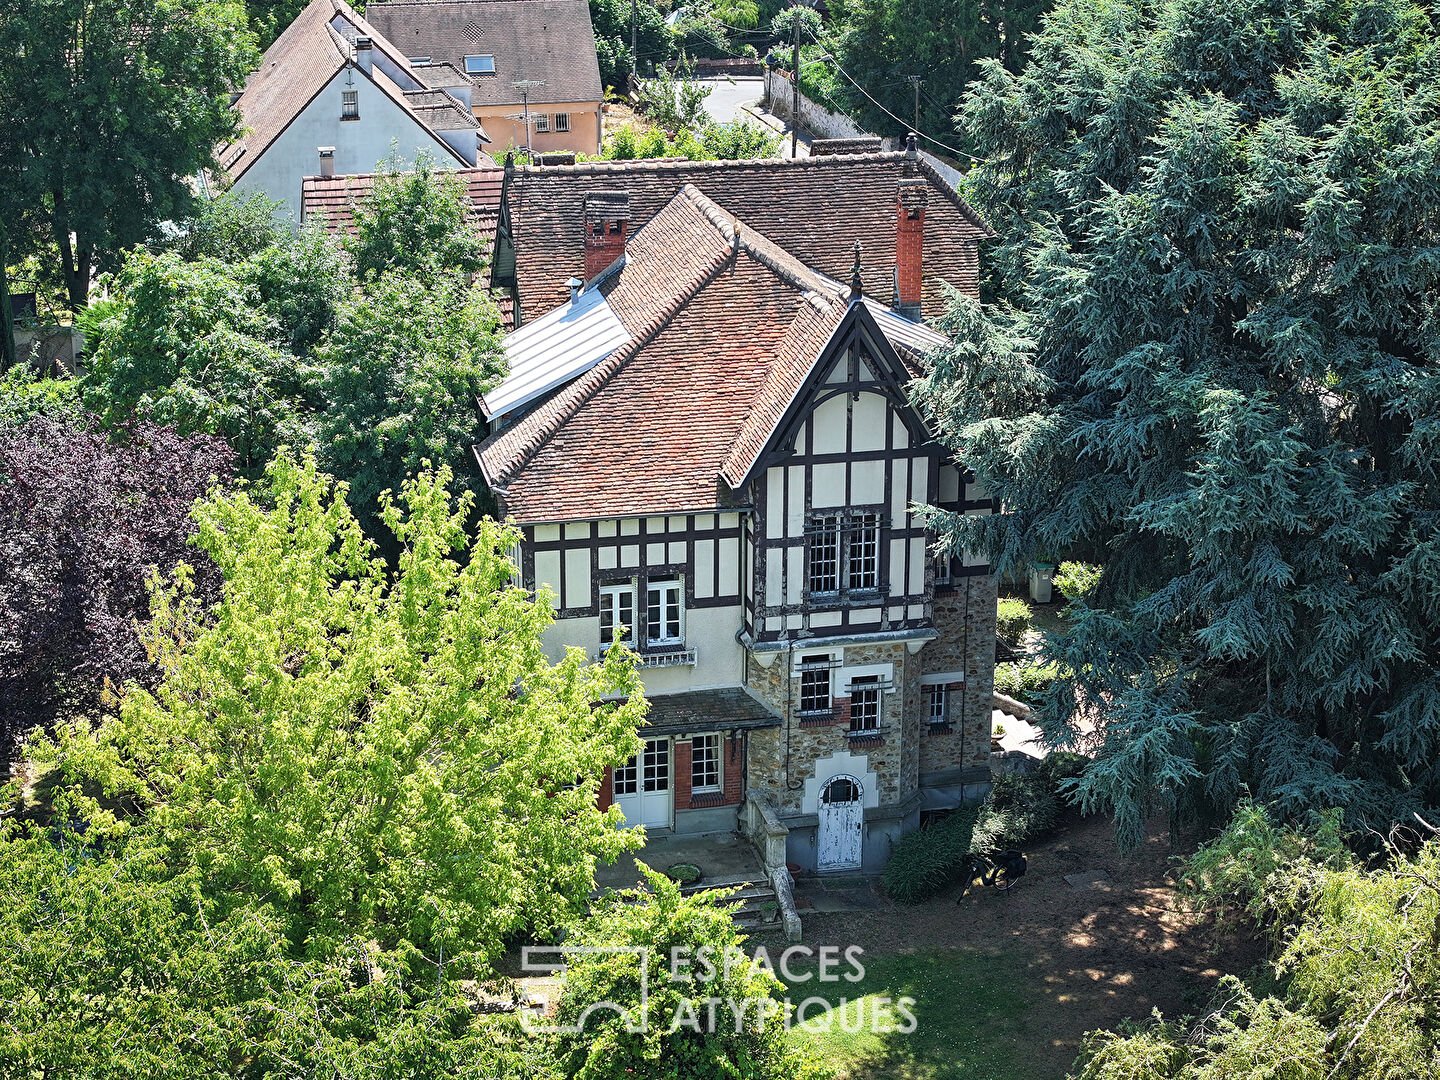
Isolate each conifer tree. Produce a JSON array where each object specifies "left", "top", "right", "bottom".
[{"left": 917, "top": 0, "right": 1440, "bottom": 844}]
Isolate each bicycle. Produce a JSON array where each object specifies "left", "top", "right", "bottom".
[{"left": 956, "top": 849, "right": 1027, "bottom": 901}]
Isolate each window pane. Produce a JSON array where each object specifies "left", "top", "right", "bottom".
[
  {"left": 799, "top": 655, "right": 831, "bottom": 713},
  {"left": 647, "top": 581, "right": 682, "bottom": 644},
  {"left": 464, "top": 54, "right": 495, "bottom": 73},
  {"left": 847, "top": 513, "right": 880, "bottom": 590},
  {"left": 807, "top": 515, "right": 840, "bottom": 593},
  {"left": 849, "top": 678, "right": 880, "bottom": 732},
  {"left": 927, "top": 686, "right": 947, "bottom": 723},
  {"left": 692, "top": 733, "right": 720, "bottom": 791},
  {"left": 614, "top": 755, "right": 638, "bottom": 796}
]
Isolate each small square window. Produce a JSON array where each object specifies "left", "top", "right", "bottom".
[
  {"left": 535, "top": 113, "right": 550, "bottom": 132},
  {"left": 464, "top": 54, "right": 495, "bottom": 74},
  {"left": 341, "top": 89, "right": 359, "bottom": 119},
  {"left": 554, "top": 112, "right": 570, "bottom": 132},
  {"left": 691, "top": 733, "right": 721, "bottom": 792}
]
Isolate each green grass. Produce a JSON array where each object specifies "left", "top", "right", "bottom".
[{"left": 783, "top": 949, "right": 1045, "bottom": 1080}]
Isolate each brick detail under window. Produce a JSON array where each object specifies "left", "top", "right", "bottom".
[{"left": 674, "top": 736, "right": 743, "bottom": 809}]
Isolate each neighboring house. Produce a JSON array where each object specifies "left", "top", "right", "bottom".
[
  {"left": 363, "top": 0, "right": 604, "bottom": 157},
  {"left": 218, "top": 0, "right": 493, "bottom": 221},
  {"left": 467, "top": 148, "right": 998, "bottom": 874}
]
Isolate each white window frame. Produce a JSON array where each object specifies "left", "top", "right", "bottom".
[
  {"left": 932, "top": 551, "right": 952, "bottom": 586},
  {"left": 599, "top": 583, "right": 634, "bottom": 646},
  {"left": 341, "top": 88, "right": 359, "bottom": 119},
  {"left": 691, "top": 733, "right": 722, "bottom": 792},
  {"left": 534, "top": 113, "right": 550, "bottom": 132},
  {"left": 554, "top": 112, "right": 570, "bottom": 132},
  {"left": 798, "top": 653, "right": 832, "bottom": 714},
  {"left": 849, "top": 675, "right": 881, "bottom": 733},
  {"left": 646, "top": 579, "right": 684, "bottom": 646},
  {"left": 463, "top": 54, "right": 496, "bottom": 74},
  {"left": 926, "top": 684, "right": 947, "bottom": 725}
]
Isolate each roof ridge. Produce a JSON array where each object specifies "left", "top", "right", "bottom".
[
  {"left": 479, "top": 242, "right": 735, "bottom": 486},
  {"left": 515, "top": 152, "right": 910, "bottom": 177}
]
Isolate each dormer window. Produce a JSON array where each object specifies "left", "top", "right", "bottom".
[{"left": 464, "top": 54, "right": 495, "bottom": 74}]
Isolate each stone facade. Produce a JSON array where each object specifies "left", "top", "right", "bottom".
[{"left": 737, "top": 577, "right": 997, "bottom": 872}]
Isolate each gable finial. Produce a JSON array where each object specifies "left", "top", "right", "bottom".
[{"left": 849, "top": 239, "right": 863, "bottom": 300}]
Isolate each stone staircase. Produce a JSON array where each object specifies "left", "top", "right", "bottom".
[{"left": 682, "top": 875, "right": 781, "bottom": 931}]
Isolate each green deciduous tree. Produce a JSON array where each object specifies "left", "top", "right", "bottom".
[
  {"left": 315, "top": 272, "right": 504, "bottom": 541},
  {"left": 1074, "top": 808, "right": 1440, "bottom": 1079},
  {"left": 346, "top": 154, "right": 487, "bottom": 281},
  {"left": 0, "top": 0, "right": 259, "bottom": 310},
  {"left": 917, "top": 0, "right": 1440, "bottom": 846},
  {"left": 32, "top": 455, "right": 646, "bottom": 971},
  {"left": 553, "top": 866, "right": 825, "bottom": 1080},
  {"left": 590, "top": 0, "right": 674, "bottom": 89},
  {"left": 3, "top": 458, "right": 646, "bottom": 1076}
]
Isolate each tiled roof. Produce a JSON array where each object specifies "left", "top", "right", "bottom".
[
  {"left": 502, "top": 151, "right": 994, "bottom": 321},
  {"left": 300, "top": 167, "right": 503, "bottom": 233},
  {"left": 474, "top": 185, "right": 933, "bottom": 524},
  {"left": 219, "top": 1, "right": 351, "bottom": 177},
  {"left": 362, "top": 0, "right": 603, "bottom": 107},
  {"left": 220, "top": 0, "right": 475, "bottom": 180},
  {"left": 403, "top": 88, "right": 487, "bottom": 134}
]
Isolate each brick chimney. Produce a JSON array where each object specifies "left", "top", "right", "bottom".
[
  {"left": 895, "top": 173, "right": 928, "bottom": 319},
  {"left": 317, "top": 146, "right": 335, "bottom": 177},
  {"left": 583, "top": 191, "right": 630, "bottom": 281}
]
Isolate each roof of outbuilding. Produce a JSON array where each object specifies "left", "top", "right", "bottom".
[
  {"left": 220, "top": 0, "right": 473, "bottom": 180},
  {"left": 403, "top": 88, "right": 489, "bottom": 133},
  {"left": 361, "top": 0, "right": 604, "bottom": 107},
  {"left": 500, "top": 151, "right": 994, "bottom": 321},
  {"left": 642, "top": 688, "right": 781, "bottom": 734},
  {"left": 474, "top": 184, "right": 940, "bottom": 524}
]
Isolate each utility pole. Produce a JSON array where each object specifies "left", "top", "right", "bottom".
[
  {"left": 907, "top": 74, "right": 922, "bottom": 136},
  {"left": 630, "top": 0, "right": 637, "bottom": 78},
  {"left": 791, "top": 22, "right": 801, "bottom": 158}
]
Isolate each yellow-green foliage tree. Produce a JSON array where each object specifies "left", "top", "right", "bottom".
[{"left": 4, "top": 457, "right": 647, "bottom": 1074}]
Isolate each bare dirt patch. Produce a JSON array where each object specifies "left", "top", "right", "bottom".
[{"left": 799, "top": 812, "right": 1264, "bottom": 1076}]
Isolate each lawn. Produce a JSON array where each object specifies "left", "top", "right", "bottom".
[{"left": 783, "top": 948, "right": 1043, "bottom": 1080}]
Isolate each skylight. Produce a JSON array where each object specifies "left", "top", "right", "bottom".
[{"left": 464, "top": 55, "right": 496, "bottom": 75}]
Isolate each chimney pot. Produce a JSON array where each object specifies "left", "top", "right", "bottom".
[
  {"left": 905, "top": 132, "right": 918, "bottom": 158},
  {"left": 318, "top": 146, "right": 335, "bottom": 178},
  {"left": 567, "top": 276, "right": 584, "bottom": 302}
]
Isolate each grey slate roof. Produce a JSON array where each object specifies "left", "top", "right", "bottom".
[
  {"left": 362, "top": 0, "right": 604, "bottom": 106},
  {"left": 642, "top": 688, "right": 781, "bottom": 735}
]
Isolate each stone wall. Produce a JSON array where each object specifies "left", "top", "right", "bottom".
[{"left": 917, "top": 575, "right": 997, "bottom": 779}]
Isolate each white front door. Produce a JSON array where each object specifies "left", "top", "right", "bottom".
[
  {"left": 614, "top": 738, "right": 671, "bottom": 828},
  {"left": 817, "top": 774, "right": 864, "bottom": 871}
]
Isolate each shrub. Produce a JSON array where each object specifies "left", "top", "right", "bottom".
[
  {"left": 993, "top": 659, "right": 1060, "bottom": 703},
  {"left": 1054, "top": 561, "right": 1103, "bottom": 603},
  {"left": 996, "top": 597, "right": 1033, "bottom": 647},
  {"left": 971, "top": 773, "right": 1060, "bottom": 854},
  {"left": 1036, "top": 750, "right": 1088, "bottom": 792},
  {"left": 882, "top": 807, "right": 979, "bottom": 904}
]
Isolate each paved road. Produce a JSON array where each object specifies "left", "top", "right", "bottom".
[{"left": 696, "top": 76, "right": 766, "bottom": 124}]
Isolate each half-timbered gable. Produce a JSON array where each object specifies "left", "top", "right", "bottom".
[{"left": 474, "top": 178, "right": 998, "bottom": 869}]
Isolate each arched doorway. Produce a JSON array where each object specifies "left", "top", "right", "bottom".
[{"left": 817, "top": 774, "right": 863, "bottom": 871}]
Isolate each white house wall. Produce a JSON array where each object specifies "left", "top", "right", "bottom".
[
  {"left": 525, "top": 513, "right": 748, "bottom": 696},
  {"left": 232, "top": 68, "right": 462, "bottom": 222}
]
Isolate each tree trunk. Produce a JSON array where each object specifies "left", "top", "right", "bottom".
[{"left": 51, "top": 186, "right": 90, "bottom": 311}]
